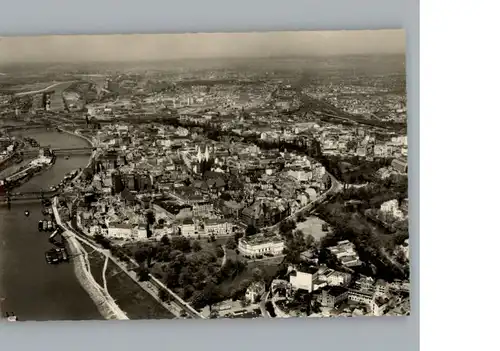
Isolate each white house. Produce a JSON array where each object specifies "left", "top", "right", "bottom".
[
  {"left": 204, "top": 219, "right": 231, "bottom": 236},
  {"left": 238, "top": 236, "right": 284, "bottom": 258},
  {"left": 290, "top": 269, "right": 317, "bottom": 293},
  {"left": 380, "top": 199, "right": 404, "bottom": 219},
  {"left": 287, "top": 169, "right": 312, "bottom": 182},
  {"left": 328, "top": 240, "right": 362, "bottom": 267},
  {"left": 107, "top": 222, "right": 133, "bottom": 239},
  {"left": 297, "top": 193, "right": 309, "bottom": 207},
  {"left": 318, "top": 268, "right": 352, "bottom": 287},
  {"left": 304, "top": 188, "right": 317, "bottom": 202},
  {"left": 320, "top": 286, "right": 349, "bottom": 307},
  {"left": 135, "top": 224, "right": 148, "bottom": 240},
  {"left": 348, "top": 289, "right": 374, "bottom": 305},
  {"left": 179, "top": 218, "right": 196, "bottom": 237},
  {"left": 371, "top": 297, "right": 390, "bottom": 316}
]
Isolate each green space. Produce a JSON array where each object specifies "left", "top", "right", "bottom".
[
  {"left": 81, "top": 242, "right": 105, "bottom": 288},
  {"left": 103, "top": 233, "right": 282, "bottom": 311},
  {"left": 314, "top": 199, "right": 408, "bottom": 281},
  {"left": 104, "top": 259, "right": 175, "bottom": 320},
  {"left": 79, "top": 240, "right": 174, "bottom": 319}
]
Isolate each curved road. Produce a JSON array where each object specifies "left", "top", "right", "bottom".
[{"left": 263, "top": 171, "right": 343, "bottom": 233}]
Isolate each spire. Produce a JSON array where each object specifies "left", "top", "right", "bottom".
[
  {"left": 204, "top": 144, "right": 210, "bottom": 162},
  {"left": 197, "top": 145, "right": 202, "bottom": 163}
]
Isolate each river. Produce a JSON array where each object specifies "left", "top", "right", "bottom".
[{"left": 0, "top": 130, "right": 103, "bottom": 321}]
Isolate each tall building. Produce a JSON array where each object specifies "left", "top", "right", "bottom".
[
  {"left": 136, "top": 174, "right": 152, "bottom": 191},
  {"left": 42, "top": 93, "right": 51, "bottom": 111},
  {"left": 196, "top": 144, "right": 212, "bottom": 163},
  {"left": 112, "top": 173, "right": 124, "bottom": 194}
]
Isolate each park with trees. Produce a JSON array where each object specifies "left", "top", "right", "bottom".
[{"left": 95, "top": 233, "right": 280, "bottom": 311}]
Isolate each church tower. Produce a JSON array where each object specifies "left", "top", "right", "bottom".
[
  {"left": 197, "top": 145, "right": 203, "bottom": 163},
  {"left": 204, "top": 145, "right": 210, "bottom": 162}
]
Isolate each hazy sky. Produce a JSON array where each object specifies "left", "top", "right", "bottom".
[{"left": 0, "top": 29, "right": 404, "bottom": 64}]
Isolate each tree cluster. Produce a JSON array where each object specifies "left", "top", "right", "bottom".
[
  {"left": 282, "top": 229, "right": 316, "bottom": 265},
  {"left": 316, "top": 205, "right": 408, "bottom": 282},
  {"left": 113, "top": 235, "right": 253, "bottom": 309}
]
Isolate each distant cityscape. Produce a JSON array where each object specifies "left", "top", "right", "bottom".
[{"left": 0, "top": 30, "right": 409, "bottom": 321}]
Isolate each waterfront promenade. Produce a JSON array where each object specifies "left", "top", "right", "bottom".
[
  {"left": 52, "top": 198, "right": 129, "bottom": 320},
  {"left": 0, "top": 129, "right": 103, "bottom": 320}
]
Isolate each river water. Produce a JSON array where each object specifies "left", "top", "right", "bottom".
[{"left": 0, "top": 130, "right": 103, "bottom": 321}]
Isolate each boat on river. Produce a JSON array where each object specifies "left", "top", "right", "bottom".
[
  {"left": 45, "top": 248, "right": 59, "bottom": 264},
  {"left": 45, "top": 247, "right": 69, "bottom": 264},
  {"left": 56, "top": 247, "right": 69, "bottom": 262},
  {"left": 5, "top": 313, "right": 18, "bottom": 322},
  {"left": 1, "top": 299, "right": 17, "bottom": 322}
]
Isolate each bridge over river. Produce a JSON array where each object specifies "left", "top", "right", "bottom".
[
  {"left": 0, "top": 189, "right": 60, "bottom": 202},
  {"left": 20, "top": 146, "right": 95, "bottom": 157}
]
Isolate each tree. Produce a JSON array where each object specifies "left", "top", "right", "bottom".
[
  {"left": 252, "top": 267, "right": 263, "bottom": 282},
  {"left": 215, "top": 245, "right": 225, "bottom": 258},
  {"left": 318, "top": 247, "right": 340, "bottom": 269},
  {"left": 297, "top": 213, "right": 306, "bottom": 223},
  {"left": 284, "top": 247, "right": 301, "bottom": 264},
  {"left": 158, "top": 289, "right": 168, "bottom": 302},
  {"left": 171, "top": 236, "right": 191, "bottom": 253},
  {"left": 160, "top": 235, "right": 170, "bottom": 246},
  {"left": 279, "top": 219, "right": 296, "bottom": 237},
  {"left": 162, "top": 265, "right": 179, "bottom": 288},
  {"left": 319, "top": 232, "right": 337, "bottom": 249},
  {"left": 191, "top": 290, "right": 208, "bottom": 309},
  {"left": 283, "top": 230, "right": 308, "bottom": 264},
  {"left": 192, "top": 240, "right": 202, "bottom": 252},
  {"left": 134, "top": 248, "right": 149, "bottom": 264},
  {"left": 145, "top": 210, "right": 155, "bottom": 225},
  {"left": 346, "top": 140, "right": 357, "bottom": 151},
  {"left": 138, "top": 267, "right": 150, "bottom": 282},
  {"left": 305, "top": 234, "right": 316, "bottom": 249},
  {"left": 146, "top": 224, "right": 153, "bottom": 239},
  {"left": 234, "top": 231, "right": 244, "bottom": 241},
  {"left": 245, "top": 224, "right": 258, "bottom": 236},
  {"left": 226, "top": 237, "right": 237, "bottom": 250}
]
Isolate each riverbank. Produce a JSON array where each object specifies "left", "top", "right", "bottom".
[
  {"left": 52, "top": 198, "right": 129, "bottom": 320},
  {"left": 59, "top": 128, "right": 97, "bottom": 182},
  {"left": 1, "top": 127, "right": 93, "bottom": 193},
  {"left": 46, "top": 133, "right": 128, "bottom": 320},
  {"left": 51, "top": 129, "right": 121, "bottom": 320},
  {"left": 0, "top": 129, "right": 103, "bottom": 321},
  {"left": 2, "top": 155, "right": 56, "bottom": 194},
  {"left": 60, "top": 128, "right": 95, "bottom": 148}
]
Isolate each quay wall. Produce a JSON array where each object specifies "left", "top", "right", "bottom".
[
  {"left": 63, "top": 232, "right": 120, "bottom": 320},
  {"left": 53, "top": 198, "right": 128, "bottom": 320}
]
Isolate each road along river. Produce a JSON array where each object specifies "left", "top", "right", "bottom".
[{"left": 0, "top": 130, "right": 103, "bottom": 321}]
